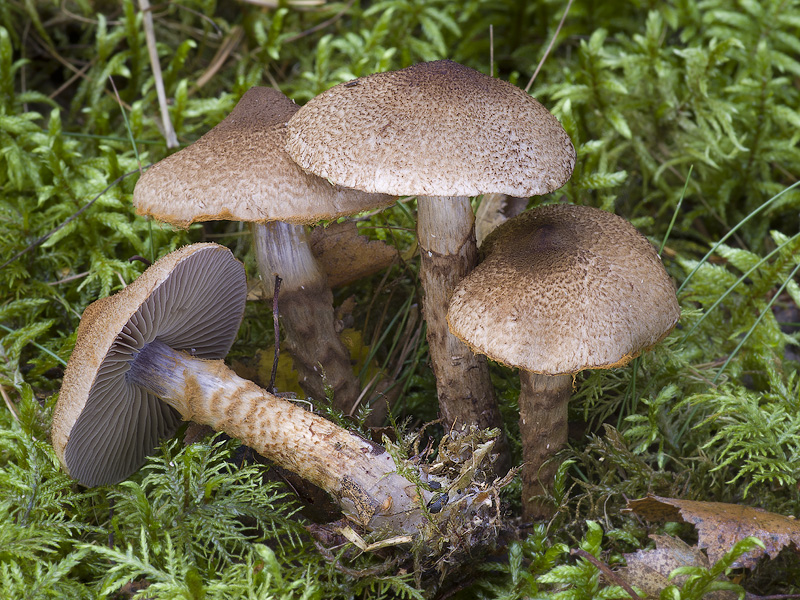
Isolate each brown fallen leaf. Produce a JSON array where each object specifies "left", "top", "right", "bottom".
[
  {"left": 246, "top": 221, "right": 398, "bottom": 300},
  {"left": 474, "top": 193, "right": 528, "bottom": 246},
  {"left": 310, "top": 220, "right": 398, "bottom": 288},
  {"left": 625, "top": 495, "right": 800, "bottom": 569},
  {"left": 619, "top": 534, "right": 739, "bottom": 599}
]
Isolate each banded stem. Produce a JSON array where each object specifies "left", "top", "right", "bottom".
[{"left": 128, "top": 338, "right": 431, "bottom": 533}]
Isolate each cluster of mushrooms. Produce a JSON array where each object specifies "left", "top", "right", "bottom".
[{"left": 52, "top": 60, "right": 680, "bottom": 545}]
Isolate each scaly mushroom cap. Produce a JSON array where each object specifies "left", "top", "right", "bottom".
[
  {"left": 285, "top": 59, "right": 576, "bottom": 197},
  {"left": 447, "top": 204, "right": 680, "bottom": 375},
  {"left": 51, "top": 243, "right": 247, "bottom": 486},
  {"left": 133, "top": 87, "right": 394, "bottom": 228}
]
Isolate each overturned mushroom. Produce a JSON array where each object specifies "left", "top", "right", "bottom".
[
  {"left": 286, "top": 60, "right": 575, "bottom": 453},
  {"left": 133, "top": 87, "right": 395, "bottom": 410},
  {"left": 448, "top": 205, "right": 680, "bottom": 518},
  {"left": 52, "top": 243, "right": 496, "bottom": 536}
]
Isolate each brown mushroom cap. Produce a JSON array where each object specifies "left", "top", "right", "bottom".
[
  {"left": 51, "top": 243, "right": 247, "bottom": 486},
  {"left": 133, "top": 87, "right": 394, "bottom": 228},
  {"left": 447, "top": 204, "right": 680, "bottom": 375},
  {"left": 285, "top": 60, "right": 576, "bottom": 197}
]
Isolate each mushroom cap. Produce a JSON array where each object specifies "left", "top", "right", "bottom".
[
  {"left": 133, "top": 87, "right": 394, "bottom": 228},
  {"left": 51, "top": 243, "right": 247, "bottom": 486},
  {"left": 447, "top": 204, "right": 680, "bottom": 375},
  {"left": 285, "top": 59, "right": 576, "bottom": 197}
]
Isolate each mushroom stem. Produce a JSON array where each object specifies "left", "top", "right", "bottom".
[
  {"left": 253, "top": 221, "right": 361, "bottom": 408},
  {"left": 518, "top": 371, "right": 572, "bottom": 520},
  {"left": 416, "top": 196, "right": 507, "bottom": 466},
  {"left": 127, "top": 338, "right": 432, "bottom": 533}
]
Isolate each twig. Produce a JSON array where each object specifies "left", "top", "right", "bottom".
[
  {"left": 268, "top": 275, "right": 282, "bottom": 393},
  {"left": 435, "top": 576, "right": 478, "bottom": 600},
  {"left": 108, "top": 76, "right": 145, "bottom": 174},
  {"left": 29, "top": 32, "right": 132, "bottom": 111},
  {"left": 0, "top": 168, "right": 144, "bottom": 271},
  {"left": 349, "top": 371, "right": 381, "bottom": 417},
  {"left": 170, "top": 2, "right": 223, "bottom": 35},
  {"left": 263, "top": 64, "right": 282, "bottom": 91},
  {"left": 108, "top": 497, "right": 115, "bottom": 548},
  {"left": 489, "top": 24, "right": 494, "bottom": 78},
  {"left": 285, "top": 0, "right": 356, "bottom": 43},
  {"left": 524, "top": 0, "right": 574, "bottom": 93},
  {"left": 48, "top": 59, "right": 93, "bottom": 101},
  {"left": 239, "top": 0, "right": 326, "bottom": 8},
  {"left": 138, "top": 0, "right": 179, "bottom": 147},
  {"left": 0, "top": 323, "right": 67, "bottom": 367},
  {"left": 309, "top": 537, "right": 398, "bottom": 578},
  {"left": 390, "top": 316, "right": 421, "bottom": 381},
  {"left": 58, "top": 0, "right": 123, "bottom": 26},
  {"left": 571, "top": 548, "right": 641, "bottom": 600},
  {"left": 128, "top": 255, "right": 153, "bottom": 268},
  {"left": 47, "top": 271, "right": 89, "bottom": 286},
  {"left": 0, "top": 384, "right": 20, "bottom": 424},
  {"left": 194, "top": 26, "right": 244, "bottom": 90}
]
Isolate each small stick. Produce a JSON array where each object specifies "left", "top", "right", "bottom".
[
  {"left": 0, "top": 168, "right": 143, "bottom": 271},
  {"left": 285, "top": 0, "right": 357, "bottom": 43},
  {"left": 571, "top": 548, "right": 641, "bottom": 600},
  {"left": 138, "top": 0, "right": 179, "bottom": 148},
  {"left": 108, "top": 497, "right": 115, "bottom": 548},
  {"left": 489, "top": 24, "right": 494, "bottom": 78},
  {"left": 268, "top": 275, "right": 282, "bottom": 393},
  {"left": 195, "top": 26, "right": 244, "bottom": 90},
  {"left": 128, "top": 255, "right": 152, "bottom": 268},
  {"left": 47, "top": 271, "right": 89, "bottom": 286},
  {"left": 524, "top": 0, "right": 574, "bottom": 93},
  {"left": 0, "top": 384, "right": 20, "bottom": 424}
]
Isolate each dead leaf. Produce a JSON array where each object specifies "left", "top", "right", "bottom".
[
  {"left": 619, "top": 535, "right": 738, "bottom": 600},
  {"left": 310, "top": 221, "right": 397, "bottom": 288},
  {"left": 257, "top": 348, "right": 304, "bottom": 397},
  {"left": 474, "top": 193, "right": 528, "bottom": 246},
  {"left": 255, "top": 328, "right": 384, "bottom": 400},
  {"left": 625, "top": 495, "right": 800, "bottom": 569},
  {"left": 339, "top": 328, "right": 383, "bottom": 384},
  {"left": 246, "top": 221, "right": 397, "bottom": 300}
]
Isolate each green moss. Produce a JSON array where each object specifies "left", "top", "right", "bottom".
[{"left": 2, "top": 0, "right": 800, "bottom": 596}]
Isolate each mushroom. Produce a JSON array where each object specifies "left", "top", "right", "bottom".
[
  {"left": 285, "top": 59, "right": 575, "bottom": 448},
  {"left": 51, "top": 242, "right": 242, "bottom": 487},
  {"left": 133, "top": 87, "right": 395, "bottom": 410},
  {"left": 51, "top": 243, "right": 490, "bottom": 535},
  {"left": 447, "top": 204, "right": 680, "bottom": 518}
]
